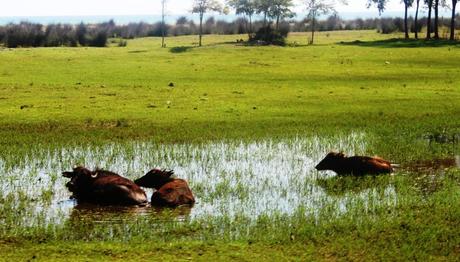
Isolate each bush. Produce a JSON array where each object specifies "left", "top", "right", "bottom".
[
  {"left": 378, "top": 18, "right": 398, "bottom": 34},
  {"left": 147, "top": 22, "right": 169, "bottom": 37},
  {"left": 76, "top": 23, "right": 87, "bottom": 46},
  {"left": 0, "top": 22, "right": 107, "bottom": 48},
  {"left": 88, "top": 31, "right": 107, "bottom": 47},
  {"left": 249, "top": 26, "right": 286, "bottom": 46},
  {"left": 5, "top": 22, "right": 46, "bottom": 48},
  {"left": 118, "top": 39, "right": 128, "bottom": 47}
]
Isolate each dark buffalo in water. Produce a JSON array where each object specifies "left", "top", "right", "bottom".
[
  {"left": 134, "top": 169, "right": 195, "bottom": 207},
  {"left": 63, "top": 166, "right": 148, "bottom": 205},
  {"left": 315, "top": 152, "right": 393, "bottom": 176}
]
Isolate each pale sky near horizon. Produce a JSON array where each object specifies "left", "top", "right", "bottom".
[{"left": 0, "top": 0, "right": 444, "bottom": 17}]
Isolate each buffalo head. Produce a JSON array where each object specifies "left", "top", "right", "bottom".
[
  {"left": 134, "top": 168, "right": 174, "bottom": 190},
  {"left": 62, "top": 166, "right": 99, "bottom": 194},
  {"left": 315, "top": 152, "right": 345, "bottom": 171}
]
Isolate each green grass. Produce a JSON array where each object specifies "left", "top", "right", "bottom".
[
  {"left": 0, "top": 30, "right": 460, "bottom": 260},
  {"left": 0, "top": 31, "right": 459, "bottom": 150}
]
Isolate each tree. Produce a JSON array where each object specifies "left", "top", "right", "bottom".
[
  {"left": 425, "top": 0, "right": 433, "bottom": 39},
  {"left": 256, "top": 0, "right": 273, "bottom": 27},
  {"left": 450, "top": 0, "right": 458, "bottom": 40},
  {"left": 192, "top": 0, "right": 223, "bottom": 46},
  {"left": 367, "top": 0, "right": 388, "bottom": 15},
  {"left": 305, "top": 0, "right": 343, "bottom": 44},
  {"left": 76, "top": 23, "right": 87, "bottom": 46},
  {"left": 403, "top": 0, "right": 414, "bottom": 38},
  {"left": 227, "top": 0, "right": 256, "bottom": 35},
  {"left": 414, "top": 0, "right": 421, "bottom": 39},
  {"left": 433, "top": 0, "right": 447, "bottom": 39},
  {"left": 161, "top": 0, "right": 167, "bottom": 47},
  {"left": 434, "top": 0, "right": 439, "bottom": 38},
  {"left": 368, "top": 0, "right": 412, "bottom": 39},
  {"left": 268, "top": 0, "right": 295, "bottom": 30}
]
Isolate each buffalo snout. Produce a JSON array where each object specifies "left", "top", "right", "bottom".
[{"left": 65, "top": 181, "right": 75, "bottom": 191}]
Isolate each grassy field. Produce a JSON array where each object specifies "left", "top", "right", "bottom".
[
  {"left": 0, "top": 31, "right": 460, "bottom": 260},
  {"left": 1, "top": 31, "right": 459, "bottom": 149}
]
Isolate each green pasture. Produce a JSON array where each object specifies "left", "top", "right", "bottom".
[
  {"left": 0, "top": 31, "right": 458, "bottom": 149},
  {"left": 0, "top": 31, "right": 459, "bottom": 260}
]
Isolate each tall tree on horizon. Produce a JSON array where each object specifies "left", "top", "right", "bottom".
[
  {"left": 269, "top": 0, "right": 295, "bottom": 30},
  {"left": 192, "top": 0, "right": 223, "bottom": 46},
  {"left": 227, "top": 0, "right": 256, "bottom": 35},
  {"left": 256, "top": 0, "right": 274, "bottom": 27},
  {"left": 450, "top": 0, "right": 458, "bottom": 40},
  {"left": 403, "top": 0, "right": 414, "bottom": 38},
  {"left": 433, "top": 0, "right": 439, "bottom": 38},
  {"left": 425, "top": 0, "right": 433, "bottom": 39},
  {"left": 161, "top": 0, "right": 167, "bottom": 47},
  {"left": 304, "top": 0, "right": 343, "bottom": 44},
  {"left": 414, "top": 0, "right": 421, "bottom": 39}
]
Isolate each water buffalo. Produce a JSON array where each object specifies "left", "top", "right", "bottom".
[
  {"left": 134, "top": 169, "right": 195, "bottom": 207},
  {"left": 63, "top": 166, "right": 148, "bottom": 205},
  {"left": 315, "top": 152, "right": 393, "bottom": 176}
]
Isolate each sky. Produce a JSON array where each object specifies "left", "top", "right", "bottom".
[{"left": 0, "top": 0, "right": 440, "bottom": 17}]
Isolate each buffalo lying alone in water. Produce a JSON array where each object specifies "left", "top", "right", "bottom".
[
  {"left": 315, "top": 152, "right": 393, "bottom": 176},
  {"left": 63, "top": 166, "right": 148, "bottom": 205},
  {"left": 135, "top": 169, "right": 195, "bottom": 207}
]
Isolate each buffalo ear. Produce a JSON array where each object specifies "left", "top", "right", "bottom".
[
  {"left": 338, "top": 152, "right": 346, "bottom": 157},
  {"left": 162, "top": 169, "right": 174, "bottom": 178},
  {"left": 62, "top": 171, "right": 73, "bottom": 178}
]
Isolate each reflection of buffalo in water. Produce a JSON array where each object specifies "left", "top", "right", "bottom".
[
  {"left": 65, "top": 203, "right": 192, "bottom": 237},
  {"left": 315, "top": 152, "right": 394, "bottom": 176},
  {"left": 68, "top": 202, "right": 192, "bottom": 222},
  {"left": 135, "top": 169, "right": 195, "bottom": 207},
  {"left": 63, "top": 166, "right": 148, "bottom": 206},
  {"left": 316, "top": 175, "right": 391, "bottom": 196}
]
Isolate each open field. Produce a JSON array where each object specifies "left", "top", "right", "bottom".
[{"left": 0, "top": 31, "right": 460, "bottom": 260}]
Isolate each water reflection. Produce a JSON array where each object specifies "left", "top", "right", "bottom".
[
  {"left": 316, "top": 176, "right": 391, "bottom": 196},
  {"left": 402, "top": 156, "right": 460, "bottom": 173},
  {"left": 68, "top": 203, "right": 192, "bottom": 224}
]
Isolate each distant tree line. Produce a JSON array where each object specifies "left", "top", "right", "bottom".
[
  {"left": 0, "top": 14, "right": 458, "bottom": 48},
  {"left": 0, "top": 22, "right": 109, "bottom": 48},
  {"left": 368, "top": 0, "right": 458, "bottom": 40}
]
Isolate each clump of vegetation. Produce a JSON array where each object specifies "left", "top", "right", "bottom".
[
  {"left": 118, "top": 39, "right": 128, "bottom": 47},
  {"left": 1, "top": 22, "right": 108, "bottom": 48},
  {"left": 248, "top": 26, "right": 287, "bottom": 46},
  {"left": 378, "top": 17, "right": 405, "bottom": 34}
]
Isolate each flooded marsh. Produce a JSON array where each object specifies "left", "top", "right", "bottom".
[{"left": 0, "top": 132, "right": 458, "bottom": 241}]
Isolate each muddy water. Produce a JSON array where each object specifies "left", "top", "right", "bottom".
[
  {"left": 402, "top": 156, "right": 460, "bottom": 172},
  {"left": 0, "top": 132, "right": 408, "bottom": 229}
]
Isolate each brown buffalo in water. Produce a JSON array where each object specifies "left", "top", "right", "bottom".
[
  {"left": 315, "top": 152, "right": 393, "bottom": 176},
  {"left": 134, "top": 169, "right": 195, "bottom": 207},
  {"left": 63, "top": 166, "right": 148, "bottom": 205}
]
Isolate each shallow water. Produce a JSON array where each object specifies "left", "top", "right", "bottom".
[
  {"left": 402, "top": 156, "right": 460, "bottom": 172},
  {"left": 0, "top": 132, "right": 412, "bottom": 234}
]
